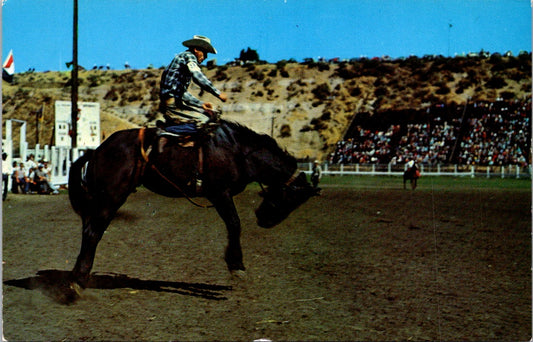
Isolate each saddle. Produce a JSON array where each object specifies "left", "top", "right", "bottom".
[
  {"left": 138, "top": 127, "right": 206, "bottom": 195},
  {"left": 156, "top": 113, "right": 220, "bottom": 150}
]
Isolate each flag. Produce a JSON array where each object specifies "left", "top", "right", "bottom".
[
  {"left": 2, "top": 49, "right": 14, "bottom": 83},
  {"left": 36, "top": 106, "right": 44, "bottom": 122}
]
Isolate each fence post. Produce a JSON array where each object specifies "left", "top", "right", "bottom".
[
  {"left": 515, "top": 165, "right": 520, "bottom": 179},
  {"left": 501, "top": 166, "right": 505, "bottom": 179},
  {"left": 34, "top": 144, "right": 41, "bottom": 160},
  {"left": 470, "top": 165, "right": 475, "bottom": 178},
  {"left": 20, "top": 121, "right": 27, "bottom": 160},
  {"left": 44, "top": 145, "right": 50, "bottom": 162},
  {"left": 486, "top": 167, "right": 490, "bottom": 178}
]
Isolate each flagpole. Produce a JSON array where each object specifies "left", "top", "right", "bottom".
[
  {"left": 71, "top": 0, "right": 78, "bottom": 149},
  {"left": 36, "top": 109, "right": 39, "bottom": 145}
]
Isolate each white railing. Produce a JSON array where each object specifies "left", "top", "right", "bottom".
[
  {"left": 20, "top": 145, "right": 88, "bottom": 187},
  {"left": 4, "top": 145, "right": 530, "bottom": 189},
  {"left": 300, "top": 162, "right": 532, "bottom": 179}
]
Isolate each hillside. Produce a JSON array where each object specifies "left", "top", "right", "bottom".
[{"left": 2, "top": 54, "right": 531, "bottom": 160}]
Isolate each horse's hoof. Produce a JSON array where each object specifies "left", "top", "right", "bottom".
[
  {"left": 69, "top": 282, "right": 84, "bottom": 297},
  {"left": 52, "top": 281, "right": 83, "bottom": 304},
  {"left": 61, "top": 282, "right": 83, "bottom": 304},
  {"left": 230, "top": 269, "right": 247, "bottom": 279}
]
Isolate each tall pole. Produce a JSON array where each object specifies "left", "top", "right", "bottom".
[
  {"left": 71, "top": 0, "right": 78, "bottom": 149},
  {"left": 447, "top": 23, "right": 452, "bottom": 57}
]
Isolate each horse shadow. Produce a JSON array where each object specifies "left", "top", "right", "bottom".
[{"left": 4, "top": 270, "right": 232, "bottom": 304}]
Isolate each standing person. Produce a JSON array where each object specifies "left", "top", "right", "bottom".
[
  {"left": 158, "top": 35, "right": 228, "bottom": 137},
  {"left": 405, "top": 158, "right": 415, "bottom": 171},
  {"left": 2, "top": 153, "right": 11, "bottom": 200},
  {"left": 11, "top": 161, "right": 19, "bottom": 194},
  {"left": 311, "top": 160, "right": 322, "bottom": 189}
]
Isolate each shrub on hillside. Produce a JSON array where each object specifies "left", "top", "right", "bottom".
[
  {"left": 500, "top": 91, "right": 516, "bottom": 100},
  {"left": 231, "top": 84, "right": 243, "bottom": 93},
  {"left": 276, "top": 60, "right": 287, "bottom": 69},
  {"left": 149, "top": 87, "right": 159, "bottom": 101},
  {"left": 374, "top": 86, "right": 388, "bottom": 97},
  {"left": 87, "top": 75, "right": 100, "bottom": 87},
  {"left": 104, "top": 87, "right": 119, "bottom": 101},
  {"left": 280, "top": 124, "right": 291, "bottom": 137},
  {"left": 335, "top": 64, "right": 359, "bottom": 79},
  {"left": 310, "top": 111, "right": 331, "bottom": 131},
  {"left": 435, "top": 82, "right": 451, "bottom": 95},
  {"left": 486, "top": 76, "right": 507, "bottom": 89},
  {"left": 312, "top": 83, "right": 331, "bottom": 101},
  {"left": 250, "top": 70, "right": 265, "bottom": 81},
  {"left": 215, "top": 69, "right": 228, "bottom": 81}
]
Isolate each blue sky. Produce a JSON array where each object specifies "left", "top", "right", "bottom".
[{"left": 2, "top": 0, "right": 531, "bottom": 72}]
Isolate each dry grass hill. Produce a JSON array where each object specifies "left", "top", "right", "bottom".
[{"left": 2, "top": 54, "right": 531, "bottom": 160}]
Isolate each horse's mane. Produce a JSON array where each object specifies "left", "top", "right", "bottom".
[{"left": 216, "top": 120, "right": 297, "bottom": 165}]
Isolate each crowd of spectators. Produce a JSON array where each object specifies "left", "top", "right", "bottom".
[
  {"left": 6, "top": 154, "right": 59, "bottom": 197},
  {"left": 328, "top": 99, "right": 531, "bottom": 167}
]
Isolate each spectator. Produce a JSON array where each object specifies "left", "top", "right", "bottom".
[
  {"left": 10, "top": 161, "right": 19, "bottom": 193},
  {"left": 27, "top": 165, "right": 38, "bottom": 193},
  {"left": 26, "top": 154, "right": 37, "bottom": 171},
  {"left": 311, "top": 160, "right": 322, "bottom": 188},
  {"left": 2, "top": 152, "right": 11, "bottom": 200},
  {"left": 34, "top": 164, "right": 59, "bottom": 194},
  {"left": 42, "top": 160, "right": 53, "bottom": 179},
  {"left": 14, "top": 162, "right": 29, "bottom": 194},
  {"left": 329, "top": 99, "right": 530, "bottom": 167}
]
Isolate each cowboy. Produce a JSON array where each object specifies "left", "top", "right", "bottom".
[
  {"left": 405, "top": 158, "right": 415, "bottom": 171},
  {"left": 158, "top": 35, "right": 228, "bottom": 137},
  {"left": 311, "top": 160, "right": 322, "bottom": 188}
]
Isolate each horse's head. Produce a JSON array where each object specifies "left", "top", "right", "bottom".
[{"left": 255, "top": 171, "right": 320, "bottom": 228}]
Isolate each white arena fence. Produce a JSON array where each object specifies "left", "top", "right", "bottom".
[
  {"left": 4, "top": 143, "right": 530, "bottom": 190},
  {"left": 299, "top": 162, "right": 532, "bottom": 179},
  {"left": 5, "top": 143, "right": 89, "bottom": 187}
]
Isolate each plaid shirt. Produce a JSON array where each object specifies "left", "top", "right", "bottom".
[{"left": 160, "top": 50, "right": 221, "bottom": 109}]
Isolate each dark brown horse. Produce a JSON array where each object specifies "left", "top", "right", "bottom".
[
  {"left": 67, "top": 120, "right": 318, "bottom": 299},
  {"left": 403, "top": 165, "right": 420, "bottom": 190}
]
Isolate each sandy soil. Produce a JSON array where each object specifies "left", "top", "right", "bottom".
[{"left": 2, "top": 184, "right": 531, "bottom": 341}]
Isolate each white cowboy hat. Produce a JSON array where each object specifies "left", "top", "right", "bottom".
[{"left": 182, "top": 35, "right": 217, "bottom": 54}]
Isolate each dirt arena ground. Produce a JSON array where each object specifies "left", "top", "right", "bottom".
[{"left": 2, "top": 179, "right": 531, "bottom": 341}]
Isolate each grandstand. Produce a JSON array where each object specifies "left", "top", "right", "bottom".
[{"left": 328, "top": 98, "right": 531, "bottom": 168}]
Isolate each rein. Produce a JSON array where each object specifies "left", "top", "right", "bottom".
[
  {"left": 258, "top": 168, "right": 301, "bottom": 194},
  {"left": 138, "top": 128, "right": 213, "bottom": 208}
]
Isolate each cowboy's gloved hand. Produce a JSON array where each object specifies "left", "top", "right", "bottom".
[
  {"left": 202, "top": 102, "right": 215, "bottom": 118},
  {"left": 219, "top": 92, "right": 228, "bottom": 102}
]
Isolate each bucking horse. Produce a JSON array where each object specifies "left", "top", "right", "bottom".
[
  {"left": 66, "top": 120, "right": 319, "bottom": 301},
  {"left": 403, "top": 165, "right": 420, "bottom": 190}
]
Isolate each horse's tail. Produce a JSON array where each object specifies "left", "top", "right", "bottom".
[{"left": 68, "top": 149, "right": 94, "bottom": 217}]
